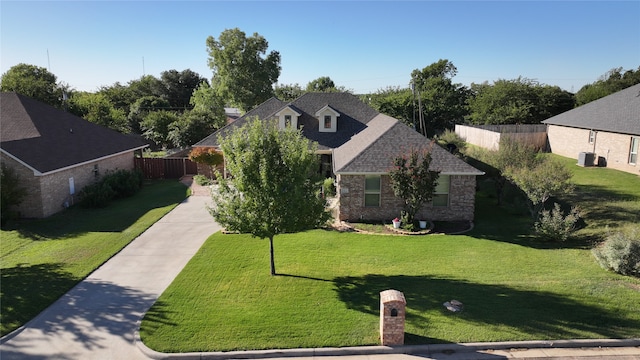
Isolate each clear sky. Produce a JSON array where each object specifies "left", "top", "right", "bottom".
[{"left": 1, "top": 1, "right": 639, "bottom": 94}]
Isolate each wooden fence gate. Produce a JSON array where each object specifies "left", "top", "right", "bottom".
[{"left": 134, "top": 158, "right": 198, "bottom": 179}]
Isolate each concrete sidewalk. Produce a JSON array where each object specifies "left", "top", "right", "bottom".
[{"left": 0, "top": 193, "right": 220, "bottom": 360}]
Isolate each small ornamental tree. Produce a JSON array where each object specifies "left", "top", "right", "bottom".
[
  {"left": 188, "top": 147, "right": 224, "bottom": 177},
  {"left": 388, "top": 145, "right": 440, "bottom": 230},
  {"left": 210, "top": 118, "right": 330, "bottom": 275}
]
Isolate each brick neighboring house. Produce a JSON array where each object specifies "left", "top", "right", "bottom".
[
  {"left": 542, "top": 83, "right": 640, "bottom": 175},
  {"left": 1, "top": 92, "right": 147, "bottom": 218},
  {"left": 195, "top": 92, "right": 484, "bottom": 222}
]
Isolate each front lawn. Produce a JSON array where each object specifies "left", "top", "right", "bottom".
[
  {"left": 0, "top": 180, "right": 188, "bottom": 336},
  {"left": 140, "top": 158, "right": 640, "bottom": 353}
]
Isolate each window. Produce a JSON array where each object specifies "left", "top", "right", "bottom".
[
  {"left": 364, "top": 175, "right": 381, "bottom": 207},
  {"left": 324, "top": 115, "right": 332, "bottom": 129},
  {"left": 589, "top": 130, "right": 596, "bottom": 144},
  {"left": 630, "top": 137, "right": 639, "bottom": 165},
  {"left": 433, "top": 175, "right": 450, "bottom": 206},
  {"left": 284, "top": 115, "right": 292, "bottom": 127}
]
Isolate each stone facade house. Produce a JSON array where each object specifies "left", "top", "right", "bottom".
[
  {"left": 0, "top": 92, "right": 147, "bottom": 218},
  {"left": 194, "top": 92, "right": 483, "bottom": 222},
  {"left": 542, "top": 83, "right": 640, "bottom": 175}
]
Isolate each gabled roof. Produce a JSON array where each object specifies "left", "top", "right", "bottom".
[
  {"left": 194, "top": 92, "right": 379, "bottom": 150},
  {"left": 333, "top": 114, "right": 484, "bottom": 175},
  {"left": 542, "top": 83, "right": 640, "bottom": 135},
  {"left": 1, "top": 92, "right": 147, "bottom": 175}
]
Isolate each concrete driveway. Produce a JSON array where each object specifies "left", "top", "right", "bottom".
[{"left": 0, "top": 191, "right": 220, "bottom": 360}]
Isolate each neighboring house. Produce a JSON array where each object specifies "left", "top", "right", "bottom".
[
  {"left": 195, "top": 92, "right": 483, "bottom": 222},
  {"left": 542, "top": 84, "right": 640, "bottom": 175},
  {"left": 0, "top": 92, "right": 147, "bottom": 218}
]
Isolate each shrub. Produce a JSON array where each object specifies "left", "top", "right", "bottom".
[
  {"left": 322, "top": 177, "right": 336, "bottom": 197},
  {"left": 534, "top": 202, "right": 581, "bottom": 242},
  {"left": 592, "top": 228, "right": 640, "bottom": 277},
  {"left": 102, "top": 169, "right": 143, "bottom": 198},
  {"left": 79, "top": 181, "right": 116, "bottom": 208},
  {"left": 1, "top": 163, "right": 27, "bottom": 226},
  {"left": 79, "top": 169, "right": 143, "bottom": 208},
  {"left": 193, "top": 174, "right": 214, "bottom": 186},
  {"left": 436, "top": 129, "right": 466, "bottom": 154}
]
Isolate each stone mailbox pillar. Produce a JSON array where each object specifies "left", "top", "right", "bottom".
[{"left": 379, "top": 289, "right": 406, "bottom": 346}]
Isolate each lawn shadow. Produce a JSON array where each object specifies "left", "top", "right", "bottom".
[
  {"left": 7, "top": 180, "right": 188, "bottom": 241},
  {"left": 2, "top": 274, "right": 174, "bottom": 355},
  {"left": 333, "top": 274, "right": 640, "bottom": 343}
]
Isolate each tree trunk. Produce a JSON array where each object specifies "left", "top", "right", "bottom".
[{"left": 269, "top": 236, "right": 276, "bottom": 276}]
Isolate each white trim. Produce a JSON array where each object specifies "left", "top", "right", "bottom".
[{"left": 1, "top": 146, "right": 147, "bottom": 177}]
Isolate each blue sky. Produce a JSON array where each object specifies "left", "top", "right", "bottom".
[{"left": 1, "top": 1, "right": 639, "bottom": 94}]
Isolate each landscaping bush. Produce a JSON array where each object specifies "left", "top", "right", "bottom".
[
  {"left": 102, "top": 169, "right": 143, "bottom": 198},
  {"left": 592, "top": 228, "right": 640, "bottom": 277},
  {"left": 0, "top": 164, "right": 27, "bottom": 227},
  {"left": 79, "top": 181, "right": 116, "bottom": 208},
  {"left": 193, "top": 174, "right": 214, "bottom": 186},
  {"left": 79, "top": 169, "right": 143, "bottom": 208},
  {"left": 534, "top": 202, "right": 581, "bottom": 242},
  {"left": 436, "top": 129, "right": 466, "bottom": 155},
  {"left": 322, "top": 177, "right": 336, "bottom": 197}
]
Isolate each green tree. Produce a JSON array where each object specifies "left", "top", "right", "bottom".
[
  {"left": 274, "top": 83, "right": 305, "bottom": 102},
  {"left": 305, "top": 76, "right": 347, "bottom": 92},
  {"left": 68, "top": 92, "right": 128, "bottom": 132},
  {"left": 207, "top": 28, "right": 281, "bottom": 111},
  {"left": 467, "top": 77, "right": 575, "bottom": 125},
  {"left": 366, "top": 87, "right": 414, "bottom": 127},
  {"left": 505, "top": 158, "right": 574, "bottom": 220},
  {"left": 128, "top": 96, "right": 171, "bottom": 134},
  {"left": 189, "top": 82, "right": 227, "bottom": 125},
  {"left": 159, "top": 69, "right": 208, "bottom": 110},
  {"left": 1, "top": 63, "right": 61, "bottom": 107},
  {"left": 168, "top": 109, "right": 218, "bottom": 148},
  {"left": 0, "top": 163, "right": 28, "bottom": 227},
  {"left": 576, "top": 66, "right": 640, "bottom": 105},
  {"left": 210, "top": 118, "right": 329, "bottom": 275},
  {"left": 140, "top": 110, "right": 179, "bottom": 148},
  {"left": 411, "top": 59, "right": 470, "bottom": 136},
  {"left": 388, "top": 146, "right": 440, "bottom": 230}
]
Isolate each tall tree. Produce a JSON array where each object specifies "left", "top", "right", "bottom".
[
  {"left": 210, "top": 118, "right": 329, "bottom": 275},
  {"left": 306, "top": 76, "right": 338, "bottom": 92},
  {"left": 140, "top": 110, "right": 179, "bottom": 148},
  {"left": 411, "top": 59, "right": 469, "bottom": 136},
  {"left": 467, "top": 77, "right": 574, "bottom": 125},
  {"left": 128, "top": 96, "right": 171, "bottom": 134},
  {"left": 1, "top": 63, "right": 61, "bottom": 107},
  {"left": 68, "top": 92, "right": 128, "bottom": 132},
  {"left": 274, "top": 83, "right": 305, "bottom": 102},
  {"left": 388, "top": 146, "right": 440, "bottom": 230},
  {"left": 159, "top": 69, "right": 208, "bottom": 110},
  {"left": 366, "top": 87, "right": 414, "bottom": 128},
  {"left": 206, "top": 28, "right": 281, "bottom": 111},
  {"left": 575, "top": 66, "right": 640, "bottom": 105}
]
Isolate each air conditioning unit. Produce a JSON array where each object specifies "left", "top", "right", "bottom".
[{"left": 578, "top": 152, "right": 595, "bottom": 167}]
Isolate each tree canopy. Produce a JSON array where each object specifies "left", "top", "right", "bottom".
[
  {"left": 207, "top": 28, "right": 281, "bottom": 111},
  {"left": 1, "top": 63, "right": 61, "bottom": 107},
  {"left": 575, "top": 66, "right": 640, "bottom": 105},
  {"left": 466, "top": 77, "right": 574, "bottom": 125},
  {"left": 210, "top": 118, "right": 329, "bottom": 275}
]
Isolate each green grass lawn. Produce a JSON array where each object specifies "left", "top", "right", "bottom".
[
  {"left": 140, "top": 158, "right": 640, "bottom": 353},
  {"left": 0, "top": 180, "right": 188, "bottom": 336}
]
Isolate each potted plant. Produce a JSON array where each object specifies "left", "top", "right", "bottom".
[
  {"left": 419, "top": 220, "right": 428, "bottom": 229},
  {"left": 392, "top": 217, "right": 401, "bottom": 229}
]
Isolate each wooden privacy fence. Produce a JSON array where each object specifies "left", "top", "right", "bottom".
[
  {"left": 455, "top": 124, "right": 548, "bottom": 151},
  {"left": 134, "top": 157, "right": 198, "bottom": 179}
]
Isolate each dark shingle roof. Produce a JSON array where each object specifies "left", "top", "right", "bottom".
[
  {"left": 1, "top": 92, "right": 147, "bottom": 174},
  {"left": 333, "top": 114, "right": 484, "bottom": 175},
  {"left": 194, "top": 92, "right": 380, "bottom": 150},
  {"left": 542, "top": 83, "right": 640, "bottom": 135}
]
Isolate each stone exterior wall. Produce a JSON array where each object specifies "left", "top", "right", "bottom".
[
  {"left": 1, "top": 152, "right": 135, "bottom": 219},
  {"left": 547, "top": 125, "right": 639, "bottom": 175},
  {"left": 335, "top": 173, "right": 477, "bottom": 222}
]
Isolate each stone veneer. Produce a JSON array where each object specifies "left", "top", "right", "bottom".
[
  {"left": 380, "top": 289, "right": 406, "bottom": 346},
  {"left": 1, "top": 152, "right": 136, "bottom": 218},
  {"left": 335, "top": 174, "right": 477, "bottom": 222}
]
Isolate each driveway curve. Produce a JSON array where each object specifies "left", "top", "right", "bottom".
[{"left": 0, "top": 186, "right": 220, "bottom": 360}]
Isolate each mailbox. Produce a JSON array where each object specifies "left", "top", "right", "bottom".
[{"left": 379, "top": 289, "right": 406, "bottom": 346}]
